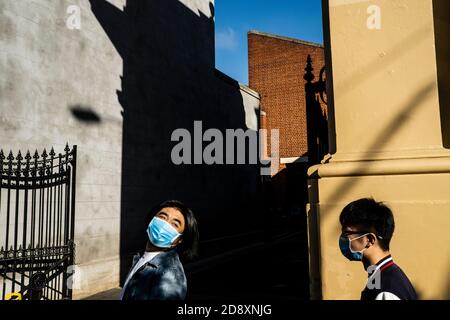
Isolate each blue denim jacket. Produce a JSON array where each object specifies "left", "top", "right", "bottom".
[{"left": 121, "top": 249, "right": 187, "bottom": 300}]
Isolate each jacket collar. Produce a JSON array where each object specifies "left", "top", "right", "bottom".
[
  {"left": 366, "top": 254, "right": 394, "bottom": 281},
  {"left": 134, "top": 248, "right": 179, "bottom": 268},
  {"left": 375, "top": 254, "right": 393, "bottom": 268}
]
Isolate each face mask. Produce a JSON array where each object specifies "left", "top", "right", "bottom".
[
  {"left": 147, "top": 217, "right": 182, "bottom": 248},
  {"left": 339, "top": 233, "right": 370, "bottom": 261}
]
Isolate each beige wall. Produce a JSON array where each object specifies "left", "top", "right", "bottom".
[
  {"left": 308, "top": 0, "right": 450, "bottom": 300},
  {"left": 327, "top": 0, "right": 447, "bottom": 161},
  {"left": 308, "top": 167, "right": 450, "bottom": 299}
]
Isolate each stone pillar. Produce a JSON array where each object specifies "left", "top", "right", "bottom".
[{"left": 308, "top": 0, "right": 450, "bottom": 299}]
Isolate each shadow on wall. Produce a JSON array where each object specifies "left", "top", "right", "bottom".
[
  {"left": 70, "top": 105, "right": 102, "bottom": 124},
  {"left": 307, "top": 2, "right": 441, "bottom": 298},
  {"left": 304, "top": 55, "right": 328, "bottom": 165},
  {"left": 312, "top": 11, "right": 439, "bottom": 207},
  {"left": 262, "top": 160, "right": 311, "bottom": 298},
  {"left": 88, "top": 0, "right": 261, "bottom": 285},
  {"left": 433, "top": 0, "right": 450, "bottom": 149}
]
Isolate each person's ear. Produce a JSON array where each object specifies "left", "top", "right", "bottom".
[{"left": 367, "top": 233, "right": 376, "bottom": 246}]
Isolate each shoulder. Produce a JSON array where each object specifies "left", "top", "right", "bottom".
[
  {"left": 136, "top": 252, "right": 187, "bottom": 300},
  {"left": 153, "top": 251, "right": 187, "bottom": 286},
  {"left": 154, "top": 250, "right": 185, "bottom": 271},
  {"left": 379, "top": 264, "right": 417, "bottom": 300},
  {"left": 152, "top": 266, "right": 187, "bottom": 300}
]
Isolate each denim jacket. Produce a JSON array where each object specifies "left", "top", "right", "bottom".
[{"left": 121, "top": 249, "right": 187, "bottom": 300}]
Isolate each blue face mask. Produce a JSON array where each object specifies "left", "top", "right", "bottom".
[
  {"left": 147, "top": 217, "right": 182, "bottom": 248},
  {"left": 339, "top": 233, "right": 370, "bottom": 261}
]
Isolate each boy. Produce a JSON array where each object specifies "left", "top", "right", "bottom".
[{"left": 339, "top": 198, "right": 417, "bottom": 300}]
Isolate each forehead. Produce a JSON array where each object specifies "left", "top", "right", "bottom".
[{"left": 158, "top": 207, "right": 184, "bottom": 222}]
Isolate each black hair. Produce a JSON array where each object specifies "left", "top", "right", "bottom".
[
  {"left": 146, "top": 200, "right": 199, "bottom": 262},
  {"left": 339, "top": 198, "right": 395, "bottom": 251}
]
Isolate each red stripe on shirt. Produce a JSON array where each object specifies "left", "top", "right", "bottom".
[{"left": 380, "top": 261, "right": 394, "bottom": 272}]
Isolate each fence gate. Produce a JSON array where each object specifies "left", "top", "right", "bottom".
[{"left": 0, "top": 144, "right": 77, "bottom": 300}]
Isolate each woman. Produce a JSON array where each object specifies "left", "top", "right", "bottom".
[{"left": 120, "top": 200, "right": 199, "bottom": 300}]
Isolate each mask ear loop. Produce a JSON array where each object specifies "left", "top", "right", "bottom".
[
  {"left": 349, "top": 233, "right": 371, "bottom": 253},
  {"left": 367, "top": 232, "right": 384, "bottom": 247}
]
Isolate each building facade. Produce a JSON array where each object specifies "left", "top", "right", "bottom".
[
  {"left": 0, "top": 0, "right": 261, "bottom": 299},
  {"left": 308, "top": 0, "right": 450, "bottom": 300}
]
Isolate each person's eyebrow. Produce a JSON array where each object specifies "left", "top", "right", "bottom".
[{"left": 157, "top": 211, "right": 168, "bottom": 217}]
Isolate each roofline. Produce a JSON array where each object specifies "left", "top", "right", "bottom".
[
  {"left": 248, "top": 30, "right": 324, "bottom": 48},
  {"left": 214, "top": 68, "right": 260, "bottom": 99}
]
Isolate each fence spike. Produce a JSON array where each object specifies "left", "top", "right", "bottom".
[
  {"left": 304, "top": 54, "right": 315, "bottom": 82},
  {"left": 50, "top": 147, "right": 56, "bottom": 157},
  {"left": 25, "top": 150, "right": 32, "bottom": 160},
  {"left": 16, "top": 150, "right": 23, "bottom": 161},
  {"left": 42, "top": 148, "right": 47, "bottom": 158},
  {"left": 0, "top": 149, "right": 4, "bottom": 160},
  {"left": 33, "top": 149, "right": 39, "bottom": 159},
  {"left": 65, "top": 142, "right": 70, "bottom": 152},
  {"left": 7, "top": 150, "right": 14, "bottom": 161}
]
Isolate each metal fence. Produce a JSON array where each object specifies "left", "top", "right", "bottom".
[{"left": 0, "top": 144, "right": 77, "bottom": 300}]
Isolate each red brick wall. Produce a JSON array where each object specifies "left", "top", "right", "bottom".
[{"left": 248, "top": 31, "right": 326, "bottom": 160}]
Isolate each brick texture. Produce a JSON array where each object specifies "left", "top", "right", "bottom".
[{"left": 248, "top": 31, "right": 326, "bottom": 162}]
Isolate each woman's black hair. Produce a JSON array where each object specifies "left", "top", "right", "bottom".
[{"left": 146, "top": 200, "right": 199, "bottom": 262}]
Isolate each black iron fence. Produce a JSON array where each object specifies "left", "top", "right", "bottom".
[{"left": 0, "top": 144, "right": 77, "bottom": 300}]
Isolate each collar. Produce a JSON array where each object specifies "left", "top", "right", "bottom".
[
  {"left": 375, "top": 254, "right": 393, "bottom": 267},
  {"left": 135, "top": 248, "right": 179, "bottom": 268},
  {"left": 367, "top": 255, "right": 394, "bottom": 282}
]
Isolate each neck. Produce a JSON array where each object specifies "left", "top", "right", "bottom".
[
  {"left": 145, "top": 242, "right": 164, "bottom": 252},
  {"left": 363, "top": 250, "right": 390, "bottom": 269}
]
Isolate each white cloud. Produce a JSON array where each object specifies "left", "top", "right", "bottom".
[{"left": 216, "top": 27, "right": 238, "bottom": 51}]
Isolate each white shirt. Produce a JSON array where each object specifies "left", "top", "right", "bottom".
[
  {"left": 376, "top": 292, "right": 401, "bottom": 300},
  {"left": 119, "top": 251, "right": 161, "bottom": 300}
]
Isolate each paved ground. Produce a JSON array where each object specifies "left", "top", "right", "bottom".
[
  {"left": 83, "top": 287, "right": 121, "bottom": 300},
  {"left": 186, "top": 230, "right": 309, "bottom": 301}
]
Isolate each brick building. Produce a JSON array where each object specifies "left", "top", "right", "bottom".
[
  {"left": 248, "top": 30, "right": 326, "bottom": 170},
  {"left": 248, "top": 30, "right": 327, "bottom": 223}
]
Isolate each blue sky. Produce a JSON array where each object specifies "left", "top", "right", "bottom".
[{"left": 214, "top": 0, "right": 324, "bottom": 85}]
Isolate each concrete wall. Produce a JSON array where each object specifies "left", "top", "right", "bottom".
[
  {"left": 307, "top": 0, "right": 450, "bottom": 300},
  {"left": 0, "top": 0, "right": 261, "bottom": 299},
  {"left": 0, "top": 0, "right": 125, "bottom": 297}
]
